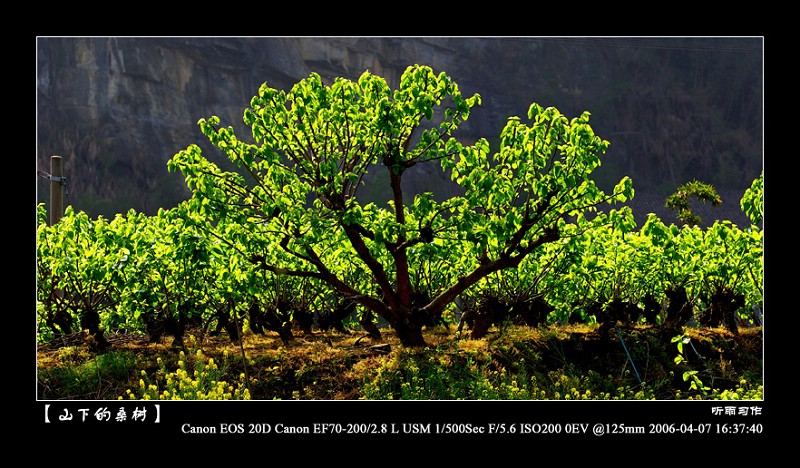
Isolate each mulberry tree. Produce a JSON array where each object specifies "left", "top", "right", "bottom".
[{"left": 168, "top": 64, "right": 633, "bottom": 347}]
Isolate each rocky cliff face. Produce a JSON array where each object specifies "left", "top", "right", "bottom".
[{"left": 36, "top": 37, "right": 763, "bottom": 225}]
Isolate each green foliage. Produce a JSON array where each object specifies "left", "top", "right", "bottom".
[
  {"left": 36, "top": 185, "right": 765, "bottom": 349},
  {"left": 740, "top": 171, "right": 763, "bottom": 225},
  {"left": 556, "top": 209, "right": 652, "bottom": 315},
  {"left": 672, "top": 333, "right": 711, "bottom": 395},
  {"left": 36, "top": 205, "right": 134, "bottom": 347},
  {"left": 698, "top": 220, "right": 763, "bottom": 309},
  {"left": 118, "top": 203, "right": 214, "bottom": 339},
  {"left": 665, "top": 179, "right": 722, "bottom": 226}
]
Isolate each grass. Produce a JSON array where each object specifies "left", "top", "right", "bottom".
[{"left": 36, "top": 322, "right": 763, "bottom": 401}]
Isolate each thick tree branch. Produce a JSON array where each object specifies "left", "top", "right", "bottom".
[
  {"left": 423, "top": 226, "right": 560, "bottom": 318},
  {"left": 502, "top": 189, "right": 556, "bottom": 258},
  {"left": 385, "top": 154, "right": 412, "bottom": 306},
  {"left": 341, "top": 224, "right": 398, "bottom": 308}
]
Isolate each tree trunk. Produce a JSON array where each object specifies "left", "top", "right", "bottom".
[
  {"left": 393, "top": 319, "right": 427, "bottom": 347},
  {"left": 665, "top": 286, "right": 692, "bottom": 327},
  {"left": 359, "top": 309, "right": 382, "bottom": 341},
  {"left": 375, "top": 302, "right": 427, "bottom": 347},
  {"left": 708, "top": 288, "right": 744, "bottom": 335},
  {"left": 79, "top": 308, "right": 110, "bottom": 352}
]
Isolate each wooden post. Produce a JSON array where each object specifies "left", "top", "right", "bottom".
[
  {"left": 48, "top": 155, "right": 67, "bottom": 314},
  {"left": 50, "top": 155, "right": 63, "bottom": 226}
]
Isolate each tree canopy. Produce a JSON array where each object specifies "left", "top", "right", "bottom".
[{"left": 168, "top": 64, "right": 633, "bottom": 346}]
